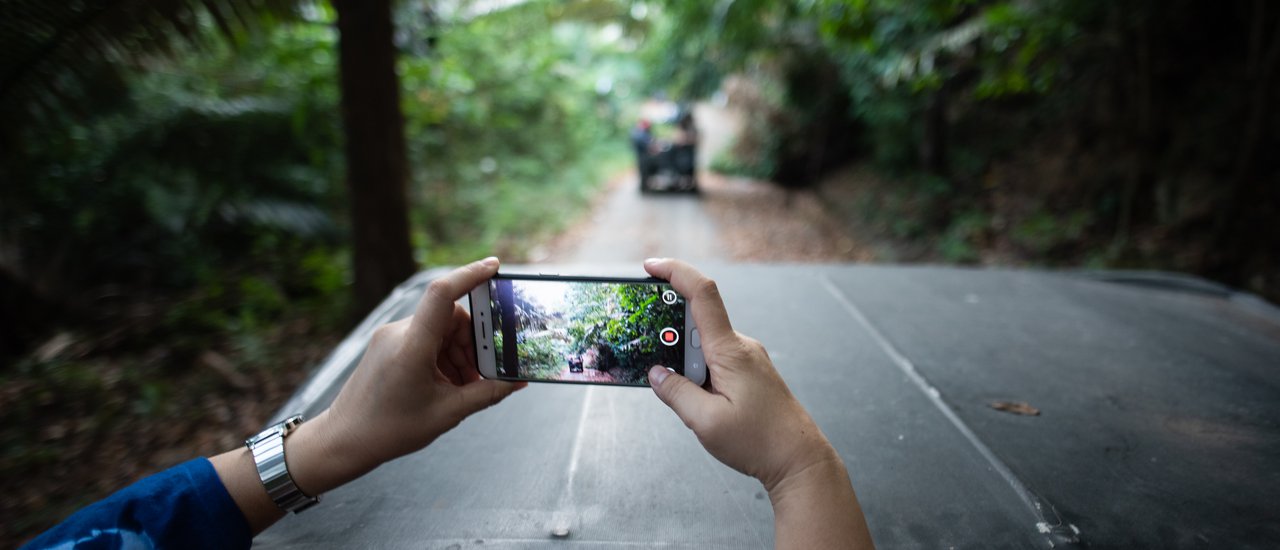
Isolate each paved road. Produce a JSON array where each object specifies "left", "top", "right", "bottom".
[{"left": 554, "top": 181, "right": 726, "bottom": 264}]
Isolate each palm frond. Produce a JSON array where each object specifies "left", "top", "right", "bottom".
[{"left": 0, "top": 0, "right": 305, "bottom": 124}]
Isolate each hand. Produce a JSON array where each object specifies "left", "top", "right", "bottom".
[
  {"left": 642, "top": 258, "right": 838, "bottom": 492},
  {"left": 322, "top": 257, "right": 525, "bottom": 471},
  {"left": 213, "top": 257, "right": 525, "bottom": 535},
  {"left": 644, "top": 259, "right": 874, "bottom": 549}
]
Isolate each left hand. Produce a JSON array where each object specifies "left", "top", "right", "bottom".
[
  {"left": 323, "top": 257, "right": 525, "bottom": 470},
  {"left": 213, "top": 257, "right": 524, "bottom": 534}
]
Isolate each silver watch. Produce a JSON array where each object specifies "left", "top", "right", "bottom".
[{"left": 246, "top": 414, "right": 320, "bottom": 513}]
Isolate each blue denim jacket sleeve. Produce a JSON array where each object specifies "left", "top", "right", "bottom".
[{"left": 21, "top": 457, "right": 251, "bottom": 550}]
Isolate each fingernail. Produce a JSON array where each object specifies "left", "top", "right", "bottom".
[
  {"left": 648, "top": 365, "right": 669, "bottom": 386},
  {"left": 480, "top": 256, "right": 499, "bottom": 267},
  {"left": 644, "top": 258, "right": 662, "bottom": 266}
]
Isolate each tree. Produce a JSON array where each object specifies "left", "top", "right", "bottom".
[
  {"left": 332, "top": 0, "right": 416, "bottom": 314},
  {"left": 0, "top": 0, "right": 415, "bottom": 317}
]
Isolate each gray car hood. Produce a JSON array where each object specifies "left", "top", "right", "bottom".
[{"left": 257, "top": 264, "right": 1280, "bottom": 549}]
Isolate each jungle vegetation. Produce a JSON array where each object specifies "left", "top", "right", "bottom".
[
  {"left": 646, "top": 0, "right": 1278, "bottom": 297},
  {"left": 2, "top": 0, "right": 1276, "bottom": 544}
]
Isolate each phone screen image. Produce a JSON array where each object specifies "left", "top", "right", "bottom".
[{"left": 488, "top": 277, "right": 686, "bottom": 385}]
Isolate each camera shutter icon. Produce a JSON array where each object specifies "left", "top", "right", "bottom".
[{"left": 660, "top": 327, "right": 679, "bottom": 346}]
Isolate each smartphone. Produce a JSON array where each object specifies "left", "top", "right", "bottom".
[{"left": 469, "top": 273, "right": 707, "bottom": 386}]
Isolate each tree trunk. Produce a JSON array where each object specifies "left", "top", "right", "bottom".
[
  {"left": 333, "top": 0, "right": 417, "bottom": 316},
  {"left": 920, "top": 86, "right": 948, "bottom": 178},
  {"left": 495, "top": 280, "right": 519, "bottom": 377}
]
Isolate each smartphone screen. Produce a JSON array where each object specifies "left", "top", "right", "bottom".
[{"left": 486, "top": 276, "right": 686, "bottom": 385}]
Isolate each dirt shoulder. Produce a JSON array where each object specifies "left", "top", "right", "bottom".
[
  {"left": 700, "top": 172, "right": 871, "bottom": 262},
  {"left": 2, "top": 315, "right": 339, "bottom": 547}
]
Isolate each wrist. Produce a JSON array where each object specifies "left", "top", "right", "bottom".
[
  {"left": 766, "top": 449, "right": 847, "bottom": 506},
  {"left": 764, "top": 439, "right": 875, "bottom": 549},
  {"left": 763, "top": 436, "right": 843, "bottom": 496},
  {"left": 211, "top": 410, "right": 382, "bottom": 535},
  {"left": 757, "top": 406, "right": 841, "bottom": 492},
  {"left": 285, "top": 410, "right": 380, "bottom": 497}
]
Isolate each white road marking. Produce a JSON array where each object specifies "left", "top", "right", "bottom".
[
  {"left": 821, "top": 274, "right": 1079, "bottom": 546},
  {"left": 552, "top": 384, "right": 595, "bottom": 533}
]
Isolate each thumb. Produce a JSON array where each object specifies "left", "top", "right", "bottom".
[
  {"left": 452, "top": 379, "right": 524, "bottom": 419},
  {"left": 648, "top": 366, "right": 715, "bottom": 430}
]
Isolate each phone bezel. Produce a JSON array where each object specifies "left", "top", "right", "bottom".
[{"left": 468, "top": 273, "right": 707, "bottom": 387}]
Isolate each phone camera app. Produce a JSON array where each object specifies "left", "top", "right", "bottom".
[{"left": 492, "top": 279, "right": 686, "bottom": 385}]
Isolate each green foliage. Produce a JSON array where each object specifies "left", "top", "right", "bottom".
[
  {"left": 564, "top": 283, "right": 681, "bottom": 383},
  {"left": 2, "top": 0, "right": 636, "bottom": 333},
  {"left": 0, "top": 0, "right": 305, "bottom": 127},
  {"left": 1, "top": 14, "right": 344, "bottom": 292},
  {"left": 395, "top": 2, "right": 634, "bottom": 264},
  {"left": 708, "top": 137, "right": 775, "bottom": 180},
  {"left": 644, "top": 0, "right": 1085, "bottom": 180},
  {"left": 646, "top": 0, "right": 1280, "bottom": 299},
  {"left": 938, "top": 210, "right": 988, "bottom": 263},
  {"left": 515, "top": 334, "right": 562, "bottom": 379},
  {"left": 1012, "top": 210, "right": 1092, "bottom": 257}
]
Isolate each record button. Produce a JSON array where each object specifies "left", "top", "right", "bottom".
[{"left": 660, "top": 327, "right": 679, "bottom": 346}]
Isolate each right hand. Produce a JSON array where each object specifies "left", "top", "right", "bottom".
[
  {"left": 643, "top": 258, "right": 840, "bottom": 492},
  {"left": 322, "top": 257, "right": 524, "bottom": 472}
]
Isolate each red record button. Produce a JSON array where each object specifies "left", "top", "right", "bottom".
[{"left": 659, "top": 327, "right": 680, "bottom": 346}]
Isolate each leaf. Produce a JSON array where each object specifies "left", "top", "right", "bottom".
[{"left": 989, "top": 400, "right": 1040, "bottom": 416}]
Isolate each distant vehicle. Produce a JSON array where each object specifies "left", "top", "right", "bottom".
[
  {"left": 637, "top": 102, "right": 699, "bottom": 193},
  {"left": 640, "top": 143, "right": 698, "bottom": 193}
]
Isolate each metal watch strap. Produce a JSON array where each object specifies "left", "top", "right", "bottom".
[{"left": 246, "top": 414, "right": 320, "bottom": 513}]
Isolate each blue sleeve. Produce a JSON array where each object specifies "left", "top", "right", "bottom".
[{"left": 21, "top": 457, "right": 252, "bottom": 550}]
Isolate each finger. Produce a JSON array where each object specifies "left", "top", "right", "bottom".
[
  {"left": 648, "top": 366, "right": 717, "bottom": 432},
  {"left": 437, "top": 309, "right": 463, "bottom": 385},
  {"left": 643, "top": 258, "right": 735, "bottom": 350},
  {"left": 440, "top": 304, "right": 475, "bottom": 385},
  {"left": 451, "top": 379, "right": 524, "bottom": 420},
  {"left": 410, "top": 257, "right": 500, "bottom": 356},
  {"left": 450, "top": 303, "right": 481, "bottom": 384},
  {"left": 445, "top": 338, "right": 480, "bottom": 385}
]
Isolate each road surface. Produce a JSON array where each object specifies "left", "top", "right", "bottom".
[{"left": 551, "top": 179, "right": 726, "bottom": 263}]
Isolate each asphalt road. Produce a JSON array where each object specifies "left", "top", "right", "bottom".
[
  {"left": 258, "top": 265, "right": 1280, "bottom": 549},
  {"left": 555, "top": 182, "right": 725, "bottom": 264},
  {"left": 550, "top": 103, "right": 741, "bottom": 265}
]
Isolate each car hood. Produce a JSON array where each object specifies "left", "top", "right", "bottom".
[{"left": 257, "top": 264, "right": 1280, "bottom": 549}]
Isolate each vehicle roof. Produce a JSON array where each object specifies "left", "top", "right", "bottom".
[{"left": 257, "top": 264, "right": 1280, "bottom": 549}]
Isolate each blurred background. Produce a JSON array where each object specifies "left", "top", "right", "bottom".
[{"left": 1, "top": 0, "right": 1276, "bottom": 544}]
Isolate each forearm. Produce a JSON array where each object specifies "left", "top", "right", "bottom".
[
  {"left": 210, "top": 409, "right": 376, "bottom": 535},
  {"left": 769, "top": 446, "right": 875, "bottom": 550}
]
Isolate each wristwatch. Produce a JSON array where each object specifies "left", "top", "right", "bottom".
[{"left": 246, "top": 414, "right": 320, "bottom": 513}]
